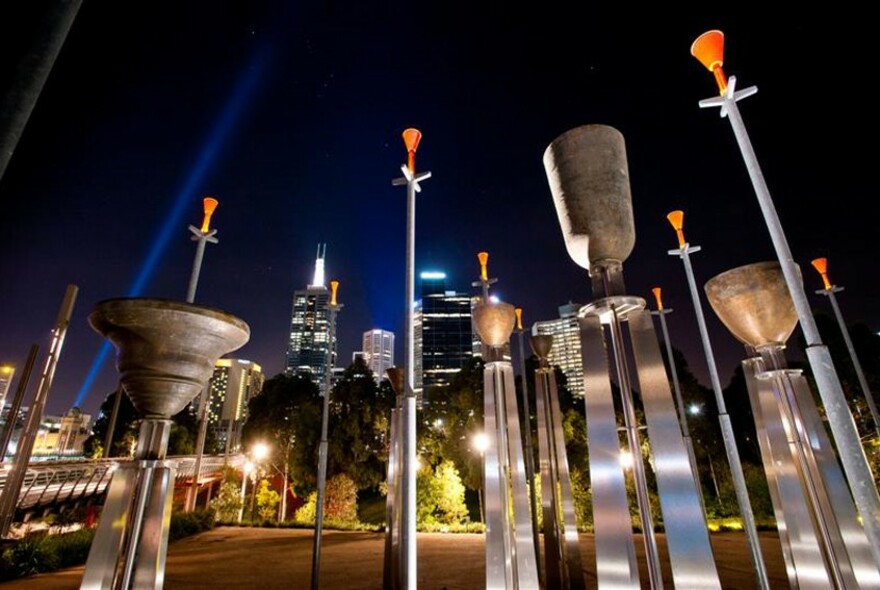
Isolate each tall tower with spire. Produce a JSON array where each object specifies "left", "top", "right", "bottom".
[{"left": 285, "top": 244, "right": 337, "bottom": 392}]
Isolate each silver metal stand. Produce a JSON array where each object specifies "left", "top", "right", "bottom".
[
  {"left": 742, "top": 347, "right": 880, "bottom": 588},
  {"left": 79, "top": 298, "right": 249, "bottom": 590},
  {"left": 390, "top": 130, "right": 431, "bottom": 590},
  {"left": 668, "top": 239, "right": 769, "bottom": 589},
  {"left": 0, "top": 344, "right": 38, "bottom": 462},
  {"left": 0, "top": 285, "right": 77, "bottom": 538},
  {"left": 698, "top": 69, "right": 880, "bottom": 565},
  {"left": 311, "top": 285, "right": 342, "bottom": 590},
  {"left": 515, "top": 321, "right": 541, "bottom": 577},
  {"left": 532, "top": 336, "right": 584, "bottom": 590},
  {"left": 649, "top": 293, "right": 705, "bottom": 512},
  {"left": 185, "top": 199, "right": 219, "bottom": 512},
  {"left": 816, "top": 282, "right": 880, "bottom": 437}
]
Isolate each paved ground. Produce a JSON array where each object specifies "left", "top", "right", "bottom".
[{"left": 1, "top": 527, "right": 789, "bottom": 589}]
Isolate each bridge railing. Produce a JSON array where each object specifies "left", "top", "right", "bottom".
[{"left": 0, "top": 454, "right": 244, "bottom": 511}]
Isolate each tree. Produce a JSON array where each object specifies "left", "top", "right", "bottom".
[
  {"left": 211, "top": 473, "right": 244, "bottom": 522},
  {"left": 83, "top": 390, "right": 205, "bottom": 457},
  {"left": 325, "top": 358, "right": 394, "bottom": 490},
  {"left": 255, "top": 479, "right": 281, "bottom": 521},
  {"left": 242, "top": 373, "right": 321, "bottom": 495}
]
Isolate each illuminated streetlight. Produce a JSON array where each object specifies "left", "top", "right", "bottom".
[
  {"left": 252, "top": 442, "right": 269, "bottom": 462},
  {"left": 688, "top": 404, "right": 701, "bottom": 416},
  {"left": 619, "top": 450, "right": 634, "bottom": 470},
  {"left": 472, "top": 432, "right": 489, "bottom": 455}
]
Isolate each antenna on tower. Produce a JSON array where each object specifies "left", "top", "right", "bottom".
[{"left": 310, "top": 243, "right": 327, "bottom": 288}]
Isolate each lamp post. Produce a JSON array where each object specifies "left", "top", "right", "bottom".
[
  {"left": 391, "top": 128, "right": 431, "bottom": 590},
  {"left": 238, "top": 460, "right": 254, "bottom": 524},
  {"left": 664, "top": 212, "right": 768, "bottom": 589},
  {"left": 691, "top": 30, "right": 880, "bottom": 564},
  {"left": 811, "top": 257, "right": 880, "bottom": 437},
  {"left": 185, "top": 197, "right": 221, "bottom": 512},
  {"left": 311, "top": 280, "right": 343, "bottom": 590}
]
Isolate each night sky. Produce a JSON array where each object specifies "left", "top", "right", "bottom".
[{"left": 1, "top": 5, "right": 875, "bottom": 418}]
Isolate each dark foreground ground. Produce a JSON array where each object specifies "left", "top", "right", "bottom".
[{"left": 0, "top": 527, "right": 788, "bottom": 589}]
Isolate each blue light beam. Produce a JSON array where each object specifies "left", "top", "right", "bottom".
[{"left": 74, "top": 45, "right": 269, "bottom": 408}]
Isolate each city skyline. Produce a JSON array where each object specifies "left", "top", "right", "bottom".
[{"left": 1, "top": 6, "right": 876, "bottom": 418}]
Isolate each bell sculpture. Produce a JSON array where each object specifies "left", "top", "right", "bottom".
[
  {"left": 80, "top": 298, "right": 249, "bottom": 590},
  {"left": 706, "top": 262, "right": 880, "bottom": 588},
  {"left": 544, "top": 124, "right": 720, "bottom": 589}
]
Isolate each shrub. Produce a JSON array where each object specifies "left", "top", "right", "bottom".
[
  {"left": 44, "top": 528, "right": 95, "bottom": 568},
  {"left": 2, "top": 532, "right": 58, "bottom": 577},
  {"left": 295, "top": 474, "right": 359, "bottom": 525},
  {"left": 169, "top": 509, "right": 216, "bottom": 542}
]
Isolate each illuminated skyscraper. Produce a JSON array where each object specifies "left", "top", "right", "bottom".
[
  {"left": 414, "top": 271, "right": 480, "bottom": 401},
  {"left": 532, "top": 302, "right": 584, "bottom": 398},
  {"left": 205, "top": 358, "right": 264, "bottom": 453},
  {"left": 0, "top": 365, "right": 14, "bottom": 410},
  {"left": 285, "top": 244, "right": 336, "bottom": 393},
  {"left": 362, "top": 329, "right": 395, "bottom": 383}
]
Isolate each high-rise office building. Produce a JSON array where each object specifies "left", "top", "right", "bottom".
[
  {"left": 362, "top": 329, "right": 394, "bottom": 383},
  {"left": 205, "top": 358, "right": 264, "bottom": 453},
  {"left": 285, "top": 244, "right": 337, "bottom": 393},
  {"left": 532, "top": 302, "right": 584, "bottom": 398},
  {"left": 0, "top": 365, "right": 14, "bottom": 411},
  {"left": 414, "top": 271, "right": 480, "bottom": 401}
]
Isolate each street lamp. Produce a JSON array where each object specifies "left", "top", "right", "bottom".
[
  {"left": 252, "top": 442, "right": 269, "bottom": 462},
  {"left": 238, "top": 460, "right": 254, "bottom": 524},
  {"left": 691, "top": 30, "right": 880, "bottom": 562}
]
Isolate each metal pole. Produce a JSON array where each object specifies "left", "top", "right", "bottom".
[
  {"left": 0, "top": 284, "right": 76, "bottom": 538},
  {"left": 607, "top": 308, "right": 663, "bottom": 590},
  {"left": 0, "top": 0, "right": 82, "bottom": 185},
  {"left": 102, "top": 383, "right": 124, "bottom": 459},
  {"left": 0, "top": 344, "right": 38, "bottom": 462},
  {"left": 311, "top": 298, "right": 339, "bottom": 589},
  {"left": 516, "top": 327, "right": 541, "bottom": 568},
  {"left": 186, "top": 384, "right": 211, "bottom": 511},
  {"left": 392, "top": 132, "right": 431, "bottom": 590},
  {"left": 186, "top": 238, "right": 208, "bottom": 303},
  {"left": 673, "top": 244, "right": 770, "bottom": 589},
  {"left": 821, "top": 287, "right": 880, "bottom": 435},
  {"left": 703, "top": 78, "right": 880, "bottom": 566},
  {"left": 652, "top": 307, "right": 706, "bottom": 511}
]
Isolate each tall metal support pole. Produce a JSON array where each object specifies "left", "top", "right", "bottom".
[
  {"left": 392, "top": 128, "right": 431, "bottom": 590},
  {"left": 649, "top": 288, "right": 706, "bottom": 511},
  {"left": 311, "top": 281, "right": 342, "bottom": 590},
  {"left": 514, "top": 310, "right": 540, "bottom": 574},
  {"left": 691, "top": 30, "right": 880, "bottom": 566},
  {"left": 666, "top": 213, "right": 770, "bottom": 590},
  {"left": 185, "top": 198, "right": 219, "bottom": 512},
  {"left": 0, "top": 284, "right": 76, "bottom": 538},
  {"left": 0, "top": 0, "right": 82, "bottom": 185},
  {"left": 0, "top": 344, "right": 38, "bottom": 462},
  {"left": 811, "top": 258, "right": 880, "bottom": 437},
  {"left": 102, "top": 383, "right": 124, "bottom": 459}
]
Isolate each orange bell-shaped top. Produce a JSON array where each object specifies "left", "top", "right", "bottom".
[
  {"left": 514, "top": 307, "right": 523, "bottom": 331},
  {"left": 811, "top": 258, "right": 832, "bottom": 291},
  {"left": 691, "top": 30, "right": 728, "bottom": 94},
  {"left": 200, "top": 197, "right": 219, "bottom": 232},
  {"left": 651, "top": 287, "right": 663, "bottom": 311},
  {"left": 403, "top": 128, "right": 422, "bottom": 172},
  {"left": 666, "top": 210, "right": 686, "bottom": 248},
  {"left": 330, "top": 280, "right": 340, "bottom": 306},
  {"left": 477, "top": 251, "right": 489, "bottom": 282}
]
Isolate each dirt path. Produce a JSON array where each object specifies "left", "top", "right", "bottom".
[{"left": 0, "top": 527, "right": 788, "bottom": 589}]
